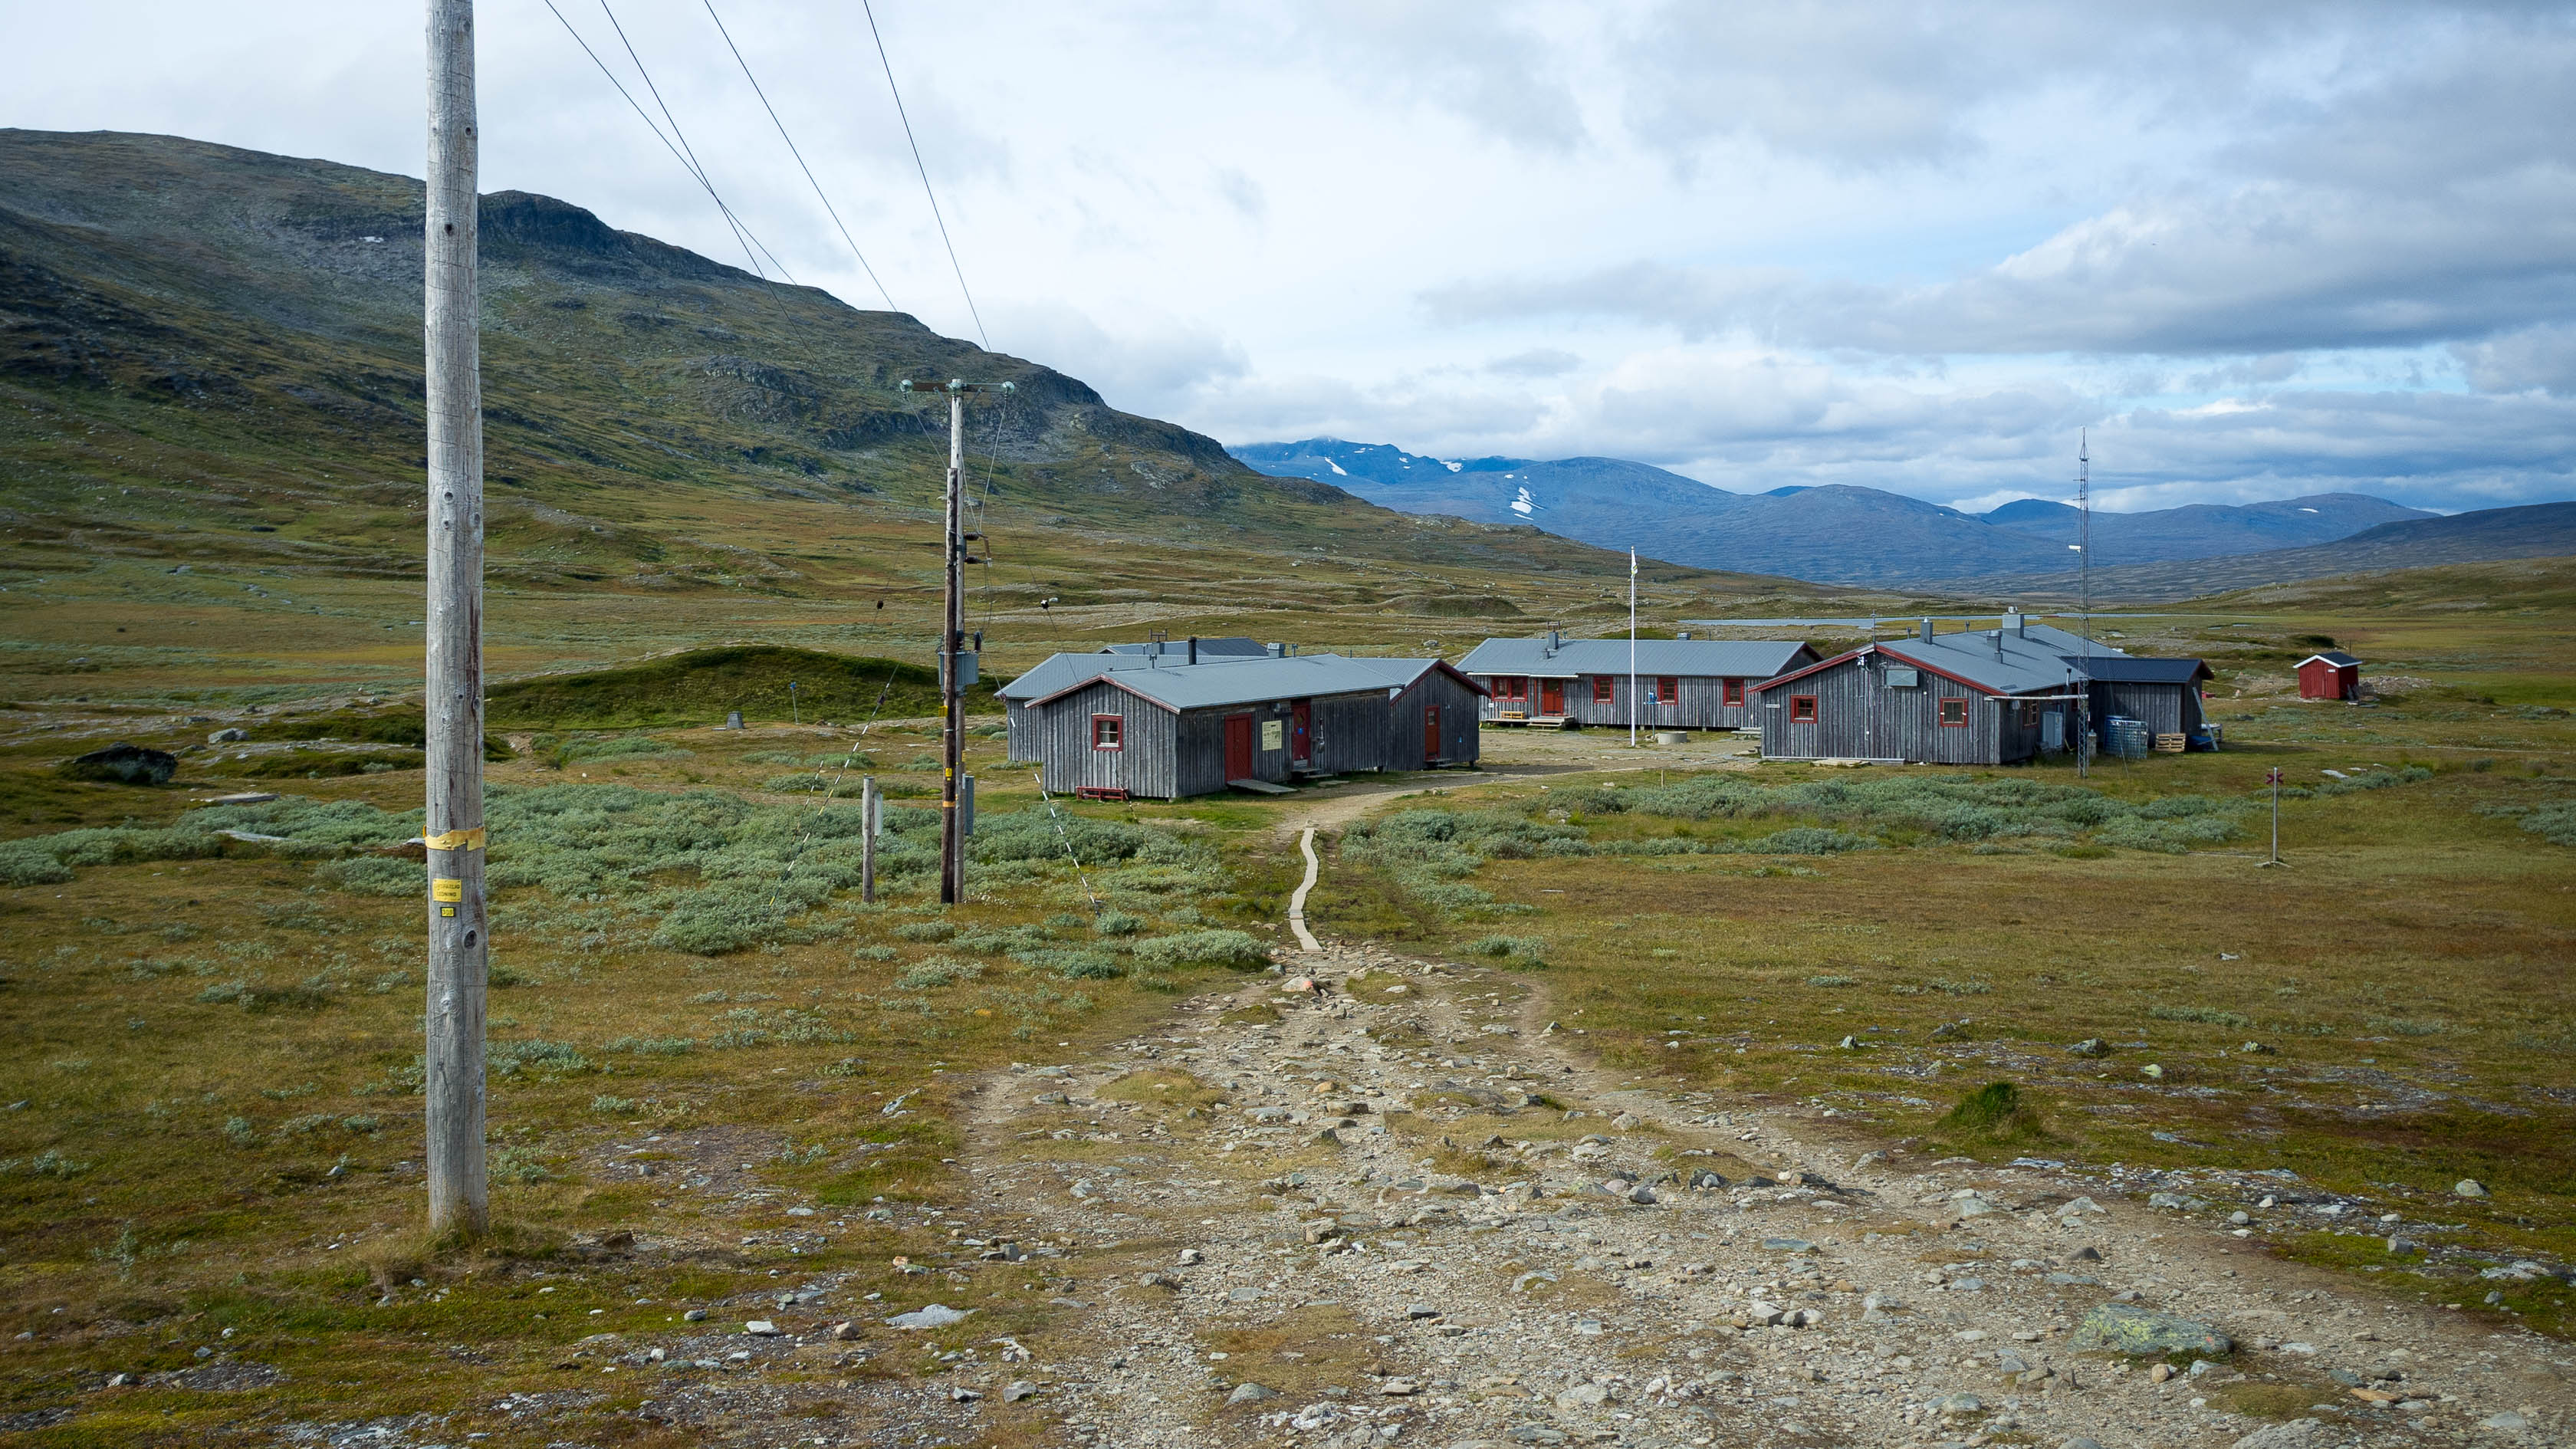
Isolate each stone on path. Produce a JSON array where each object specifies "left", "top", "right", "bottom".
[
  {"left": 2073, "top": 1301, "right": 2233, "bottom": 1357},
  {"left": 2232, "top": 1419, "right": 2326, "bottom": 1449}
]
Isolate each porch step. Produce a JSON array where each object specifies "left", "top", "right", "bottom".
[{"left": 1226, "top": 777, "right": 1292, "bottom": 795}]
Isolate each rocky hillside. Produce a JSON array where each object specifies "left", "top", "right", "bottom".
[{"left": 0, "top": 130, "right": 1685, "bottom": 590}]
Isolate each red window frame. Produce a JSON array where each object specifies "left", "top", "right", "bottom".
[
  {"left": 1938, "top": 697, "right": 1970, "bottom": 728},
  {"left": 1723, "top": 677, "right": 1745, "bottom": 707},
  {"left": 1789, "top": 695, "right": 1818, "bottom": 723},
  {"left": 1499, "top": 675, "right": 1526, "bottom": 702},
  {"left": 1656, "top": 675, "right": 1679, "bottom": 705},
  {"left": 1091, "top": 714, "right": 1124, "bottom": 751},
  {"left": 1592, "top": 675, "right": 1615, "bottom": 705}
]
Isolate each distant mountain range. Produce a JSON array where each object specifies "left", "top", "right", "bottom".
[
  {"left": 2010, "top": 501, "right": 2576, "bottom": 603},
  {"left": 1229, "top": 438, "right": 2440, "bottom": 587}
]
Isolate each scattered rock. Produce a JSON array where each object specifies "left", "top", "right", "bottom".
[
  {"left": 743, "top": 1320, "right": 780, "bottom": 1336},
  {"left": 830, "top": 1321, "right": 859, "bottom": 1341},
  {"left": 2073, "top": 1302, "right": 2233, "bottom": 1357},
  {"left": 2068, "top": 1038, "right": 2108, "bottom": 1056},
  {"left": 1136, "top": 1273, "right": 1181, "bottom": 1292},
  {"left": 1406, "top": 1303, "right": 1441, "bottom": 1319},
  {"left": 1610, "top": 1112, "right": 1641, "bottom": 1129},
  {"left": 60, "top": 742, "right": 177, "bottom": 787},
  {"left": 209, "top": 728, "right": 248, "bottom": 744},
  {"left": 1178, "top": 1248, "right": 1204, "bottom": 1266},
  {"left": 1762, "top": 1237, "right": 1817, "bottom": 1254},
  {"left": 1553, "top": 1382, "right": 1610, "bottom": 1410},
  {"left": 2232, "top": 1418, "right": 2326, "bottom": 1449},
  {"left": 2456, "top": 1178, "right": 2491, "bottom": 1199},
  {"left": 886, "top": 1304, "right": 973, "bottom": 1329},
  {"left": 1227, "top": 1382, "right": 1278, "bottom": 1405},
  {"left": 1004, "top": 1380, "right": 1038, "bottom": 1402},
  {"left": 2481, "top": 1410, "right": 2530, "bottom": 1430},
  {"left": 682, "top": 1309, "right": 708, "bottom": 1322}
]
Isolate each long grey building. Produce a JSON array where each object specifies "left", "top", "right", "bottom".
[
  {"left": 1014, "top": 653, "right": 1485, "bottom": 800},
  {"left": 1000, "top": 639, "right": 1290, "bottom": 764},
  {"left": 1753, "top": 615, "right": 2203, "bottom": 764},
  {"left": 1455, "top": 634, "right": 1818, "bottom": 731}
]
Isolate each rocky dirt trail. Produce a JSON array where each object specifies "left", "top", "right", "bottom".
[{"left": 823, "top": 939, "right": 2575, "bottom": 1449}]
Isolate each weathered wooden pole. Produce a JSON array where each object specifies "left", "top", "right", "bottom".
[
  {"left": 860, "top": 776, "right": 879, "bottom": 904},
  {"left": 423, "top": 0, "right": 488, "bottom": 1238}
]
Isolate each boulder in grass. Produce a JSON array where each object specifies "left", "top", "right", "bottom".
[
  {"left": 59, "top": 742, "right": 177, "bottom": 787},
  {"left": 2072, "top": 1301, "right": 2233, "bottom": 1358}
]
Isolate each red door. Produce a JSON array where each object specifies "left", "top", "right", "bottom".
[
  {"left": 1290, "top": 700, "right": 1313, "bottom": 764},
  {"left": 1422, "top": 703, "right": 1441, "bottom": 761},
  {"left": 1539, "top": 680, "right": 1564, "bottom": 715},
  {"left": 1224, "top": 713, "right": 1254, "bottom": 779}
]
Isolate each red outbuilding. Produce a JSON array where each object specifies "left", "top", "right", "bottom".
[{"left": 2297, "top": 651, "right": 2362, "bottom": 702}]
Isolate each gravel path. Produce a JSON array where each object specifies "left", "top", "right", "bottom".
[{"left": 851, "top": 941, "right": 2575, "bottom": 1449}]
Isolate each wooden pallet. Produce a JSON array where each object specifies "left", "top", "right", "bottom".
[{"left": 1073, "top": 786, "right": 1130, "bottom": 801}]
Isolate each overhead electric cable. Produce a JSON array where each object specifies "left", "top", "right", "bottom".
[
  {"left": 860, "top": 0, "right": 989, "bottom": 347},
  {"left": 539, "top": 0, "right": 780, "bottom": 279},
  {"left": 593, "top": 0, "right": 797, "bottom": 283},
  {"left": 702, "top": 0, "right": 900, "bottom": 311}
]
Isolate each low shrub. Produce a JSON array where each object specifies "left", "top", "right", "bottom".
[
  {"left": 1934, "top": 1080, "right": 2051, "bottom": 1146},
  {"left": 1129, "top": 929, "right": 1269, "bottom": 971}
]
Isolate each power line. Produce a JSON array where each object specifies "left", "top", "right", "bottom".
[
  {"left": 540, "top": 0, "right": 780, "bottom": 279},
  {"left": 861, "top": 0, "right": 989, "bottom": 348},
  {"left": 702, "top": 0, "right": 900, "bottom": 312},
  {"left": 593, "top": 0, "right": 797, "bottom": 283}
]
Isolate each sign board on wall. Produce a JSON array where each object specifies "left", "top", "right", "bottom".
[{"left": 1260, "top": 720, "right": 1285, "bottom": 751}]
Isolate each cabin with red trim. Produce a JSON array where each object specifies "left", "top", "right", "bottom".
[
  {"left": 1751, "top": 614, "right": 2196, "bottom": 764},
  {"left": 1456, "top": 632, "right": 1817, "bottom": 731},
  {"left": 2297, "top": 650, "right": 2362, "bottom": 702},
  {"left": 1010, "top": 652, "right": 1484, "bottom": 800}
]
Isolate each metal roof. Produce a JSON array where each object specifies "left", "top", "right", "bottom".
[
  {"left": 2298, "top": 651, "right": 2362, "bottom": 668},
  {"left": 2080, "top": 656, "right": 2213, "bottom": 685},
  {"left": 1456, "top": 636, "right": 1813, "bottom": 680},
  {"left": 1026, "top": 655, "right": 1478, "bottom": 712},
  {"left": 1098, "top": 636, "right": 1268, "bottom": 658},
  {"left": 1759, "top": 627, "right": 2208, "bottom": 697},
  {"left": 999, "top": 649, "right": 1225, "bottom": 701}
]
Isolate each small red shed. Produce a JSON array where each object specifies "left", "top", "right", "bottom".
[{"left": 2297, "top": 650, "right": 2362, "bottom": 702}]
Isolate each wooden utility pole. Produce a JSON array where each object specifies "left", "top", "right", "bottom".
[
  {"left": 899, "top": 377, "right": 1010, "bottom": 905},
  {"left": 422, "top": 0, "right": 488, "bottom": 1237}
]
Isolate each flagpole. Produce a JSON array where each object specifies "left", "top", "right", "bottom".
[{"left": 1628, "top": 548, "right": 1638, "bottom": 748}]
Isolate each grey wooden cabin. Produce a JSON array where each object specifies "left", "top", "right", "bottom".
[
  {"left": 1754, "top": 615, "right": 2206, "bottom": 764},
  {"left": 1020, "top": 654, "right": 1486, "bottom": 800},
  {"left": 1000, "top": 639, "right": 1289, "bottom": 765},
  {"left": 1455, "top": 635, "right": 1816, "bottom": 731}
]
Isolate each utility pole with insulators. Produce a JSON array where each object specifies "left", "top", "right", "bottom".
[
  {"left": 900, "top": 377, "right": 1010, "bottom": 905},
  {"left": 422, "top": 0, "right": 488, "bottom": 1238}
]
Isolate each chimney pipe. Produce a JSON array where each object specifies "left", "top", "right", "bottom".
[
  {"left": 1920, "top": 617, "right": 1934, "bottom": 644},
  {"left": 1188, "top": 636, "right": 1198, "bottom": 665},
  {"left": 2010, "top": 611, "right": 2027, "bottom": 637},
  {"left": 1993, "top": 629, "right": 2005, "bottom": 657}
]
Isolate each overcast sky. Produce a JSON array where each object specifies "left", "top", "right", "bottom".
[{"left": 11, "top": 2, "right": 2574, "bottom": 514}]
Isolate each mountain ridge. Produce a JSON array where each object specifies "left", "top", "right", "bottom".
[{"left": 1230, "top": 435, "right": 2443, "bottom": 586}]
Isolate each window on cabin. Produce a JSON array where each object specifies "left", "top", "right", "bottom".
[
  {"left": 2019, "top": 701, "right": 2040, "bottom": 728},
  {"left": 1656, "top": 676, "right": 1679, "bottom": 705},
  {"left": 1092, "top": 715, "right": 1123, "bottom": 750},
  {"left": 1592, "top": 675, "right": 1615, "bottom": 705},
  {"left": 1939, "top": 697, "right": 1970, "bottom": 727},
  {"left": 1723, "top": 677, "right": 1745, "bottom": 707},
  {"left": 1790, "top": 695, "right": 1819, "bottom": 723}
]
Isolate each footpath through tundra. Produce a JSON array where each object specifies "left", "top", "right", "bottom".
[{"left": 650, "top": 940, "right": 2573, "bottom": 1449}]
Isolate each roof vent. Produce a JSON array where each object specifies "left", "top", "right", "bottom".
[
  {"left": 2009, "top": 611, "right": 2027, "bottom": 637},
  {"left": 1993, "top": 629, "right": 2005, "bottom": 657},
  {"left": 1546, "top": 628, "right": 1560, "bottom": 655},
  {"left": 1267, "top": 642, "right": 1285, "bottom": 659},
  {"left": 1920, "top": 617, "right": 1934, "bottom": 644}
]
